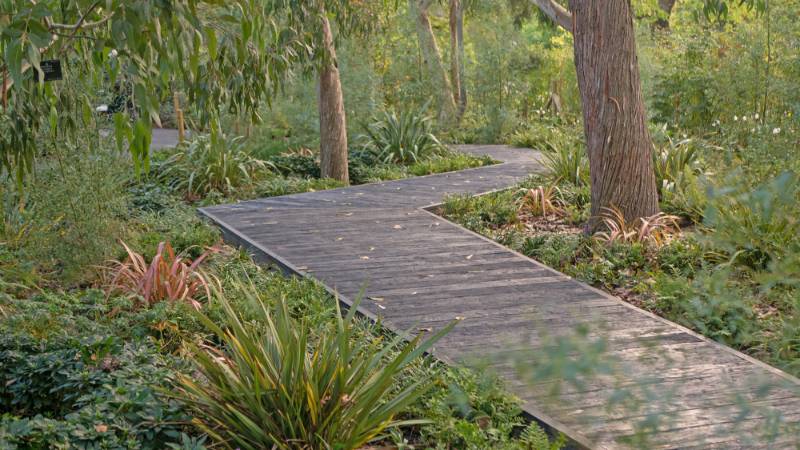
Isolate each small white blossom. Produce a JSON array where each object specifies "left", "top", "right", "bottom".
[
  {"left": 755, "top": 113, "right": 760, "bottom": 120},
  {"left": 743, "top": 116, "right": 748, "bottom": 121},
  {"left": 109, "top": 49, "right": 118, "bottom": 58},
  {"left": 773, "top": 128, "right": 781, "bottom": 134},
  {"left": 733, "top": 115, "right": 738, "bottom": 121}
]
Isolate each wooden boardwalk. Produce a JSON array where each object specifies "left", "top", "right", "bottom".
[{"left": 200, "top": 145, "right": 800, "bottom": 449}]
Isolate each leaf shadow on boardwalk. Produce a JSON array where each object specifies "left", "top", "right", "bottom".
[{"left": 200, "top": 145, "right": 800, "bottom": 449}]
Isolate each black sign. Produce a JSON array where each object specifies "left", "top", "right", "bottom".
[{"left": 41, "top": 60, "right": 63, "bottom": 82}]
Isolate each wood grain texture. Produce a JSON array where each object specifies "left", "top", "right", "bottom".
[{"left": 200, "top": 145, "right": 800, "bottom": 449}]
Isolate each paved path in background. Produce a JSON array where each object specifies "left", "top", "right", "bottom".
[{"left": 199, "top": 145, "right": 800, "bottom": 449}]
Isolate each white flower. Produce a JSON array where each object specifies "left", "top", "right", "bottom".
[
  {"left": 733, "top": 115, "right": 738, "bottom": 121},
  {"left": 743, "top": 116, "right": 748, "bottom": 121},
  {"left": 773, "top": 128, "right": 781, "bottom": 134},
  {"left": 755, "top": 113, "right": 760, "bottom": 120},
  {"left": 109, "top": 49, "right": 118, "bottom": 58},
  {"left": 751, "top": 128, "right": 756, "bottom": 133}
]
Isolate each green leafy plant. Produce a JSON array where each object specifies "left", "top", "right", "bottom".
[
  {"left": 652, "top": 137, "right": 702, "bottom": 199},
  {"left": 542, "top": 145, "right": 589, "bottom": 186},
  {"left": 360, "top": 108, "right": 446, "bottom": 164},
  {"left": 157, "top": 134, "right": 271, "bottom": 198},
  {"left": 102, "top": 241, "right": 214, "bottom": 310},
  {"left": 177, "top": 287, "right": 455, "bottom": 449},
  {"left": 704, "top": 172, "right": 800, "bottom": 269}
]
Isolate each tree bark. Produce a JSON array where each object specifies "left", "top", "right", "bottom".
[
  {"left": 449, "top": 0, "right": 467, "bottom": 120},
  {"left": 569, "top": 0, "right": 659, "bottom": 229},
  {"left": 655, "top": 0, "right": 677, "bottom": 28},
  {"left": 410, "top": 0, "right": 457, "bottom": 125},
  {"left": 318, "top": 13, "right": 349, "bottom": 184}
]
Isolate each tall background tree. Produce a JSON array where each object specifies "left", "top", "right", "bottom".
[
  {"left": 569, "top": 0, "right": 660, "bottom": 226},
  {"left": 525, "top": 0, "right": 659, "bottom": 227},
  {"left": 449, "top": 0, "right": 467, "bottom": 121},
  {"left": 409, "top": 0, "right": 458, "bottom": 125}
]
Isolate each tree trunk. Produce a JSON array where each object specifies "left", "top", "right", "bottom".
[
  {"left": 655, "top": 0, "right": 677, "bottom": 28},
  {"left": 318, "top": 13, "right": 349, "bottom": 184},
  {"left": 569, "top": 0, "right": 659, "bottom": 230},
  {"left": 449, "top": 0, "right": 467, "bottom": 120},
  {"left": 410, "top": 0, "right": 457, "bottom": 125}
]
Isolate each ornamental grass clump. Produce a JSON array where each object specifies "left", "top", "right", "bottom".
[
  {"left": 157, "top": 134, "right": 271, "bottom": 198},
  {"left": 518, "top": 185, "right": 563, "bottom": 217},
  {"left": 594, "top": 206, "right": 680, "bottom": 247},
  {"left": 102, "top": 241, "right": 213, "bottom": 310},
  {"left": 360, "top": 108, "right": 446, "bottom": 164},
  {"left": 176, "top": 286, "right": 454, "bottom": 450}
]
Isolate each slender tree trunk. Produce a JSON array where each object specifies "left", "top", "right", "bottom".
[
  {"left": 569, "top": 0, "right": 659, "bottom": 229},
  {"left": 449, "top": 0, "right": 467, "bottom": 120},
  {"left": 318, "top": 13, "right": 349, "bottom": 184},
  {"left": 655, "top": 0, "right": 677, "bottom": 28},
  {"left": 410, "top": 0, "right": 457, "bottom": 125}
]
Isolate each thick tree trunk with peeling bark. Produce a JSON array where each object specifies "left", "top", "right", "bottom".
[
  {"left": 410, "top": 0, "right": 457, "bottom": 125},
  {"left": 449, "top": 0, "right": 467, "bottom": 120},
  {"left": 318, "top": 14, "right": 349, "bottom": 184},
  {"left": 569, "top": 0, "right": 659, "bottom": 229}
]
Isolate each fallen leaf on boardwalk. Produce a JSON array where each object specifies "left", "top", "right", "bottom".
[
  {"left": 360, "top": 256, "right": 370, "bottom": 260},
  {"left": 344, "top": 212, "right": 353, "bottom": 216},
  {"left": 393, "top": 224, "right": 403, "bottom": 229},
  {"left": 376, "top": 304, "right": 386, "bottom": 310},
  {"left": 419, "top": 327, "right": 432, "bottom": 332},
  {"left": 336, "top": 237, "right": 343, "bottom": 241},
  {"left": 455, "top": 316, "right": 464, "bottom": 321},
  {"left": 369, "top": 296, "right": 385, "bottom": 302},
  {"left": 411, "top": 291, "right": 417, "bottom": 295},
  {"left": 466, "top": 254, "right": 473, "bottom": 260},
  {"left": 296, "top": 266, "right": 308, "bottom": 271},
  {"left": 369, "top": 246, "right": 375, "bottom": 251}
]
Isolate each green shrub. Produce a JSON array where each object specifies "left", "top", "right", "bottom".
[
  {"left": 408, "top": 153, "right": 495, "bottom": 176},
  {"left": 650, "top": 41, "right": 716, "bottom": 130},
  {"left": 360, "top": 108, "right": 446, "bottom": 164},
  {"left": 157, "top": 134, "right": 271, "bottom": 198},
  {"left": 507, "top": 120, "right": 582, "bottom": 153},
  {"left": 440, "top": 193, "right": 519, "bottom": 232},
  {"left": 177, "top": 289, "right": 454, "bottom": 450},
  {"left": 704, "top": 172, "right": 800, "bottom": 269},
  {"left": 268, "top": 153, "right": 320, "bottom": 178},
  {"left": 542, "top": 144, "right": 589, "bottom": 186},
  {"left": 254, "top": 176, "right": 346, "bottom": 197},
  {"left": 672, "top": 271, "right": 757, "bottom": 347},
  {"left": 652, "top": 138, "right": 700, "bottom": 192},
  {"left": 0, "top": 142, "right": 130, "bottom": 285},
  {"left": 129, "top": 199, "right": 220, "bottom": 260}
]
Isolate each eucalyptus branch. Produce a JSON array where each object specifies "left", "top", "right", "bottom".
[
  {"left": 48, "top": 0, "right": 111, "bottom": 31},
  {"left": 530, "top": 0, "right": 572, "bottom": 32}
]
